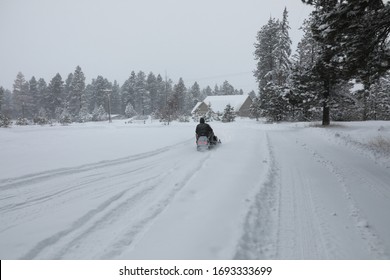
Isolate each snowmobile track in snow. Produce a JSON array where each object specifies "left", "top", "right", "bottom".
[{"left": 2, "top": 139, "right": 213, "bottom": 259}]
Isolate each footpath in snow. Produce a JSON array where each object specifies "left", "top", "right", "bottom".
[{"left": 0, "top": 119, "right": 389, "bottom": 259}]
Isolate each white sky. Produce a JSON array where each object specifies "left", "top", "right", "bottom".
[{"left": 0, "top": 0, "right": 313, "bottom": 93}]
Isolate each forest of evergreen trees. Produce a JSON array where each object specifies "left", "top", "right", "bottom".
[
  {"left": 251, "top": 1, "right": 390, "bottom": 124},
  {"left": 0, "top": 66, "right": 249, "bottom": 126},
  {"left": 2, "top": 0, "right": 390, "bottom": 127}
]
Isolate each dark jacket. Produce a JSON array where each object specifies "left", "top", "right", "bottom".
[{"left": 196, "top": 123, "right": 213, "bottom": 137}]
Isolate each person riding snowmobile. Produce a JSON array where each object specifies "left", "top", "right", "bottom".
[{"left": 196, "top": 117, "right": 218, "bottom": 144}]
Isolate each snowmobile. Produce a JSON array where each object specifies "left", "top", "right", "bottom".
[{"left": 196, "top": 135, "right": 221, "bottom": 151}]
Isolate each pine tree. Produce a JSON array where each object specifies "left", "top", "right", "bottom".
[
  {"left": 34, "top": 107, "right": 49, "bottom": 125},
  {"left": 121, "top": 71, "right": 136, "bottom": 114},
  {"left": 29, "top": 76, "right": 39, "bottom": 117},
  {"left": 78, "top": 105, "right": 92, "bottom": 123},
  {"left": 12, "top": 72, "right": 30, "bottom": 119},
  {"left": 275, "top": 7, "right": 292, "bottom": 86},
  {"left": 302, "top": 0, "right": 390, "bottom": 123},
  {"left": 254, "top": 17, "right": 280, "bottom": 91},
  {"left": 290, "top": 16, "right": 322, "bottom": 121},
  {"left": 92, "top": 105, "right": 108, "bottom": 121},
  {"left": 134, "top": 71, "right": 149, "bottom": 116},
  {"left": 0, "top": 86, "right": 10, "bottom": 127},
  {"left": 47, "top": 73, "right": 64, "bottom": 119},
  {"left": 0, "top": 86, "right": 4, "bottom": 113},
  {"left": 110, "top": 80, "right": 121, "bottom": 115},
  {"left": 187, "top": 82, "right": 201, "bottom": 113},
  {"left": 201, "top": 86, "right": 213, "bottom": 100},
  {"left": 205, "top": 102, "right": 217, "bottom": 122},
  {"left": 221, "top": 81, "right": 235, "bottom": 95},
  {"left": 91, "top": 76, "right": 110, "bottom": 112},
  {"left": 125, "top": 103, "right": 137, "bottom": 118},
  {"left": 171, "top": 78, "right": 187, "bottom": 116},
  {"left": 222, "top": 104, "right": 236, "bottom": 122},
  {"left": 146, "top": 72, "right": 158, "bottom": 114},
  {"left": 249, "top": 96, "right": 262, "bottom": 121},
  {"left": 64, "top": 73, "right": 74, "bottom": 106},
  {"left": 69, "top": 66, "right": 86, "bottom": 116},
  {"left": 254, "top": 8, "right": 292, "bottom": 121},
  {"left": 155, "top": 74, "right": 167, "bottom": 115},
  {"left": 37, "top": 78, "right": 48, "bottom": 113}
]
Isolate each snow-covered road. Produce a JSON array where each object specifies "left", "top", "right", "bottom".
[{"left": 1, "top": 120, "right": 389, "bottom": 259}]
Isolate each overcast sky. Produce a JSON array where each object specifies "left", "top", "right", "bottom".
[{"left": 0, "top": 0, "right": 313, "bottom": 93}]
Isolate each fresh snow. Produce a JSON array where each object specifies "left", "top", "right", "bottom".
[{"left": 0, "top": 119, "right": 390, "bottom": 260}]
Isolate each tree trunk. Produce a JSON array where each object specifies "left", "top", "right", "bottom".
[{"left": 322, "top": 80, "right": 330, "bottom": 126}]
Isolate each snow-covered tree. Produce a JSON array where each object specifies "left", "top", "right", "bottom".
[
  {"left": 28, "top": 76, "right": 39, "bottom": 116},
  {"left": 254, "top": 8, "right": 292, "bottom": 122},
  {"left": 121, "top": 71, "right": 136, "bottom": 114},
  {"left": 187, "top": 82, "right": 201, "bottom": 113},
  {"left": 220, "top": 80, "right": 235, "bottom": 95},
  {"left": 302, "top": 0, "right": 390, "bottom": 123},
  {"left": 47, "top": 73, "right": 64, "bottom": 119},
  {"left": 249, "top": 96, "right": 262, "bottom": 121},
  {"left": 125, "top": 103, "right": 137, "bottom": 118},
  {"left": 289, "top": 16, "right": 322, "bottom": 121},
  {"left": 254, "top": 17, "right": 281, "bottom": 92},
  {"left": 146, "top": 72, "right": 158, "bottom": 114},
  {"left": 12, "top": 72, "right": 30, "bottom": 118},
  {"left": 92, "top": 104, "right": 108, "bottom": 121},
  {"left": 133, "top": 71, "right": 149, "bottom": 115},
  {"left": 69, "top": 66, "right": 86, "bottom": 116},
  {"left": 33, "top": 107, "right": 49, "bottom": 125},
  {"left": 275, "top": 7, "right": 292, "bottom": 86},
  {"left": 204, "top": 102, "right": 216, "bottom": 122},
  {"left": 0, "top": 86, "right": 4, "bottom": 113},
  {"left": 36, "top": 78, "right": 48, "bottom": 113},
  {"left": 59, "top": 106, "right": 72, "bottom": 125},
  {"left": 222, "top": 104, "right": 236, "bottom": 122},
  {"left": 201, "top": 86, "right": 213, "bottom": 100},
  {"left": 171, "top": 78, "right": 187, "bottom": 116},
  {"left": 78, "top": 105, "right": 92, "bottom": 123},
  {"left": 110, "top": 80, "right": 121, "bottom": 115}
]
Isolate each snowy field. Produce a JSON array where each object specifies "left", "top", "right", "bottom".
[{"left": 1, "top": 119, "right": 390, "bottom": 260}]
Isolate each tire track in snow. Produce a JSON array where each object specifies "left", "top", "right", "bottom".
[
  {"left": 100, "top": 151, "right": 212, "bottom": 259},
  {"left": 300, "top": 140, "right": 390, "bottom": 259},
  {"left": 234, "top": 133, "right": 279, "bottom": 259},
  {"left": 16, "top": 140, "right": 211, "bottom": 259},
  {"left": 0, "top": 139, "right": 191, "bottom": 191}
]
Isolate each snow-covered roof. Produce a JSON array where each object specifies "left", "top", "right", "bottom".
[
  {"left": 191, "top": 102, "right": 203, "bottom": 114},
  {"left": 203, "top": 95, "right": 249, "bottom": 113}
]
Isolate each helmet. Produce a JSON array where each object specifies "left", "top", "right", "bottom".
[{"left": 200, "top": 117, "right": 205, "bottom": 123}]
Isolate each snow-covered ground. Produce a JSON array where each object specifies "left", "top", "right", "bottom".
[{"left": 1, "top": 119, "right": 390, "bottom": 260}]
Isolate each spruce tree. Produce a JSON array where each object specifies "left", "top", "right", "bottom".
[
  {"left": 249, "top": 96, "right": 262, "bottom": 121},
  {"left": 146, "top": 72, "right": 158, "bottom": 114},
  {"left": 302, "top": 0, "right": 390, "bottom": 123},
  {"left": 0, "top": 86, "right": 4, "bottom": 112},
  {"left": 254, "top": 8, "right": 292, "bottom": 122},
  {"left": 12, "top": 72, "right": 30, "bottom": 119},
  {"left": 222, "top": 104, "right": 236, "bottom": 122},
  {"left": 37, "top": 78, "right": 48, "bottom": 113},
  {"left": 134, "top": 71, "right": 149, "bottom": 116},
  {"left": 69, "top": 66, "right": 86, "bottom": 116},
  {"left": 47, "top": 73, "right": 64, "bottom": 119},
  {"left": 187, "top": 82, "right": 201, "bottom": 113},
  {"left": 110, "top": 80, "right": 121, "bottom": 115},
  {"left": 121, "top": 71, "right": 136, "bottom": 114},
  {"left": 172, "top": 78, "right": 187, "bottom": 116},
  {"left": 29, "top": 76, "right": 39, "bottom": 117}
]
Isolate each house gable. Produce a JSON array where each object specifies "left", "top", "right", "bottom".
[{"left": 191, "top": 95, "right": 253, "bottom": 117}]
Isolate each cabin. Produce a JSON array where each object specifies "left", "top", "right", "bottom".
[{"left": 191, "top": 95, "right": 252, "bottom": 117}]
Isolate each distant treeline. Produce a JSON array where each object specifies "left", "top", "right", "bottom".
[{"left": 0, "top": 67, "right": 253, "bottom": 126}]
